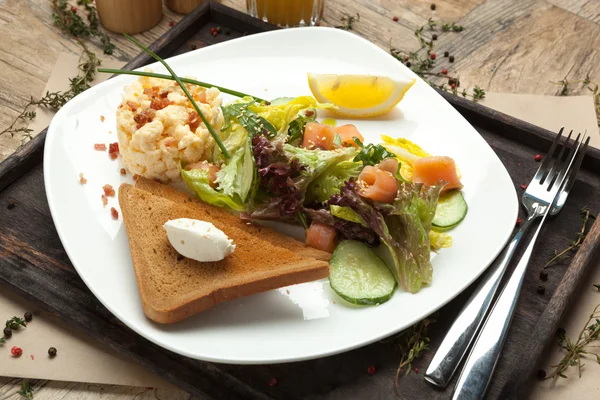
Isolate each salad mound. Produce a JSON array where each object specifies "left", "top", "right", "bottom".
[{"left": 180, "top": 95, "right": 466, "bottom": 296}]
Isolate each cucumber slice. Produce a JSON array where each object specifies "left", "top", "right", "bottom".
[
  {"left": 432, "top": 190, "right": 468, "bottom": 229},
  {"left": 329, "top": 240, "right": 397, "bottom": 306}
]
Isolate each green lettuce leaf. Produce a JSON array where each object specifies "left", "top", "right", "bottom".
[
  {"left": 181, "top": 167, "right": 246, "bottom": 212},
  {"left": 330, "top": 204, "right": 367, "bottom": 226},
  {"left": 307, "top": 160, "right": 362, "bottom": 203},
  {"left": 249, "top": 96, "right": 329, "bottom": 135},
  {"left": 213, "top": 132, "right": 255, "bottom": 203}
]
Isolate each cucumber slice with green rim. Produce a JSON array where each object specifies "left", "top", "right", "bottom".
[
  {"left": 329, "top": 240, "right": 397, "bottom": 306},
  {"left": 432, "top": 190, "right": 468, "bottom": 230}
]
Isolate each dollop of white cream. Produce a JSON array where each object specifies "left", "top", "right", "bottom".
[{"left": 163, "top": 218, "right": 235, "bottom": 262}]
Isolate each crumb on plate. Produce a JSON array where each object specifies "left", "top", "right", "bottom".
[{"left": 79, "top": 173, "right": 87, "bottom": 185}]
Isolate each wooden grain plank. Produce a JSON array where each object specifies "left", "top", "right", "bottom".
[
  {"left": 547, "top": 0, "right": 600, "bottom": 25},
  {"left": 0, "top": 377, "right": 196, "bottom": 400},
  {"left": 445, "top": 4, "right": 600, "bottom": 95}
]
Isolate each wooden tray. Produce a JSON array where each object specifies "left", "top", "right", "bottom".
[{"left": 1, "top": 2, "right": 600, "bottom": 399}]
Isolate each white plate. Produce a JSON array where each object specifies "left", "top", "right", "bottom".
[{"left": 44, "top": 27, "right": 518, "bottom": 364}]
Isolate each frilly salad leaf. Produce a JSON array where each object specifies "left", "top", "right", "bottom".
[
  {"left": 307, "top": 161, "right": 363, "bottom": 203},
  {"left": 181, "top": 167, "right": 246, "bottom": 211},
  {"left": 330, "top": 204, "right": 366, "bottom": 226},
  {"left": 250, "top": 140, "right": 357, "bottom": 220},
  {"left": 329, "top": 179, "right": 443, "bottom": 293},
  {"left": 304, "top": 207, "right": 379, "bottom": 246}
]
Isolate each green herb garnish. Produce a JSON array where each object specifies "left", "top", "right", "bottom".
[
  {"left": 122, "top": 34, "right": 230, "bottom": 158},
  {"left": 6, "top": 317, "right": 27, "bottom": 330},
  {"left": 17, "top": 380, "right": 33, "bottom": 399},
  {"left": 352, "top": 137, "right": 396, "bottom": 166},
  {"left": 97, "top": 68, "right": 266, "bottom": 103},
  {"left": 221, "top": 102, "right": 277, "bottom": 138},
  {"left": 286, "top": 115, "right": 313, "bottom": 146}
]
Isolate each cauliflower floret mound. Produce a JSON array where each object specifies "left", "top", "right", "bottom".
[{"left": 116, "top": 70, "right": 224, "bottom": 182}]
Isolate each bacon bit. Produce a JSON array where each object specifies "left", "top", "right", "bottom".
[
  {"left": 101, "top": 194, "right": 108, "bottom": 207},
  {"left": 94, "top": 143, "right": 107, "bottom": 151},
  {"left": 100, "top": 115, "right": 105, "bottom": 122},
  {"left": 520, "top": 183, "right": 527, "bottom": 190},
  {"left": 367, "top": 365, "right": 376, "bottom": 375},
  {"left": 133, "top": 174, "right": 139, "bottom": 181},
  {"left": 79, "top": 173, "right": 87, "bottom": 185},
  {"left": 516, "top": 218, "right": 521, "bottom": 226},
  {"left": 267, "top": 378, "right": 278, "bottom": 387},
  {"left": 118, "top": 104, "right": 124, "bottom": 109},
  {"left": 150, "top": 97, "right": 172, "bottom": 110},
  {"left": 11, "top": 346, "right": 23, "bottom": 357},
  {"left": 103, "top": 184, "right": 115, "bottom": 197},
  {"left": 110, "top": 207, "right": 119, "bottom": 220},
  {"left": 120, "top": 168, "right": 127, "bottom": 175},
  {"left": 134, "top": 109, "right": 156, "bottom": 129},
  {"left": 30, "top": 354, "right": 35, "bottom": 360},
  {"left": 159, "top": 91, "right": 169, "bottom": 99},
  {"left": 305, "top": 110, "right": 314, "bottom": 117},
  {"left": 188, "top": 111, "right": 200, "bottom": 132},
  {"left": 143, "top": 88, "right": 153, "bottom": 96},
  {"left": 108, "top": 142, "right": 119, "bottom": 160},
  {"left": 126, "top": 101, "right": 137, "bottom": 112}
]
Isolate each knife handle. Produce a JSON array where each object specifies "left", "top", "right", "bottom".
[
  {"left": 451, "top": 217, "right": 542, "bottom": 399},
  {"left": 424, "top": 216, "right": 534, "bottom": 388}
]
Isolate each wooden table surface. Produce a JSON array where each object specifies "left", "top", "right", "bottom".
[{"left": 0, "top": 0, "right": 599, "bottom": 398}]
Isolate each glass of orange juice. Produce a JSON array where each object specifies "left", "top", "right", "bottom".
[{"left": 246, "top": 0, "right": 325, "bottom": 27}]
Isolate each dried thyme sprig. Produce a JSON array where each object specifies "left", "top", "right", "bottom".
[
  {"left": 551, "top": 74, "right": 600, "bottom": 128},
  {"left": 544, "top": 207, "right": 594, "bottom": 269},
  {"left": 547, "top": 297, "right": 600, "bottom": 379},
  {"left": 336, "top": 13, "right": 360, "bottom": 31},
  {"left": 52, "top": 0, "right": 115, "bottom": 55},
  {"left": 380, "top": 316, "right": 436, "bottom": 396},
  {"left": 390, "top": 18, "right": 486, "bottom": 102},
  {"left": 17, "top": 380, "right": 34, "bottom": 399},
  {"left": 0, "top": 39, "right": 101, "bottom": 144}
]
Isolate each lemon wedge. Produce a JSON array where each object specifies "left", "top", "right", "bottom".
[{"left": 307, "top": 73, "right": 416, "bottom": 118}]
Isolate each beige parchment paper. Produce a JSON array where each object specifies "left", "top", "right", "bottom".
[{"left": 1, "top": 54, "right": 599, "bottom": 396}]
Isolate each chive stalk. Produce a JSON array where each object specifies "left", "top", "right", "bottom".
[{"left": 97, "top": 68, "right": 266, "bottom": 103}]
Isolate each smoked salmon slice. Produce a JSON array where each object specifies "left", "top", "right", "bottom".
[{"left": 412, "top": 156, "right": 463, "bottom": 191}]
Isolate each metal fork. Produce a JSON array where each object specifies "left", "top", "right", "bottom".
[
  {"left": 451, "top": 132, "right": 588, "bottom": 399},
  {"left": 425, "top": 128, "right": 589, "bottom": 389}
]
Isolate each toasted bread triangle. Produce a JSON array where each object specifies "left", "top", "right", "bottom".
[
  {"left": 119, "top": 184, "right": 329, "bottom": 324},
  {"left": 135, "top": 177, "right": 331, "bottom": 261}
]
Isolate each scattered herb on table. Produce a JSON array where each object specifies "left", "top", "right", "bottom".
[
  {"left": 380, "top": 316, "right": 436, "bottom": 395},
  {"left": 390, "top": 16, "right": 485, "bottom": 101},
  {"left": 6, "top": 316, "right": 27, "bottom": 330},
  {"left": 0, "top": 337, "right": 4, "bottom": 345},
  {"left": 544, "top": 207, "right": 595, "bottom": 269},
  {"left": 547, "top": 289, "right": 600, "bottom": 379},
  {"left": 336, "top": 13, "right": 360, "bottom": 31},
  {"left": 52, "top": 0, "right": 115, "bottom": 55},
  {"left": 0, "top": 0, "right": 107, "bottom": 144},
  {"left": 552, "top": 74, "right": 600, "bottom": 128},
  {"left": 17, "top": 380, "right": 34, "bottom": 400}
]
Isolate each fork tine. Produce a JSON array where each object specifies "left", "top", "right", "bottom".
[
  {"left": 544, "top": 130, "right": 574, "bottom": 184},
  {"left": 548, "top": 133, "right": 584, "bottom": 191},
  {"left": 554, "top": 135, "right": 589, "bottom": 209},
  {"left": 534, "top": 127, "right": 564, "bottom": 182}
]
